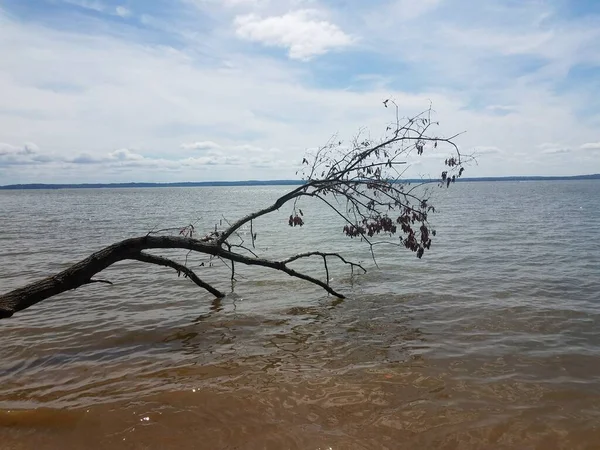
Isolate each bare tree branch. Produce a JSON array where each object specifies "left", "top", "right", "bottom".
[
  {"left": 131, "top": 252, "right": 224, "bottom": 298},
  {"left": 0, "top": 101, "right": 471, "bottom": 320},
  {"left": 282, "top": 252, "right": 367, "bottom": 274},
  {"left": 216, "top": 189, "right": 314, "bottom": 245}
]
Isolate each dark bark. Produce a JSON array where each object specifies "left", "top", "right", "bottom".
[{"left": 0, "top": 235, "right": 347, "bottom": 319}]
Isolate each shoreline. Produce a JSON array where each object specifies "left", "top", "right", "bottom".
[{"left": 1, "top": 174, "right": 599, "bottom": 190}]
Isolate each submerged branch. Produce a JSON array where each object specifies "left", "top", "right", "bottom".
[{"left": 0, "top": 235, "right": 349, "bottom": 319}]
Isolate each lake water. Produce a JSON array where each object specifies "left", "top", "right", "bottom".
[{"left": 1, "top": 181, "right": 600, "bottom": 449}]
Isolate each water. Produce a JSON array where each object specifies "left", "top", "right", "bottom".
[{"left": 1, "top": 181, "right": 600, "bottom": 449}]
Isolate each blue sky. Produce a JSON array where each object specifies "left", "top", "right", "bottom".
[{"left": 1, "top": 0, "right": 599, "bottom": 183}]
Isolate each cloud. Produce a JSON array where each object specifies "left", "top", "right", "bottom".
[
  {"left": 23, "top": 142, "right": 40, "bottom": 154},
  {"left": 581, "top": 142, "right": 600, "bottom": 150},
  {"left": 441, "top": 27, "right": 554, "bottom": 57},
  {"left": 234, "top": 10, "right": 353, "bottom": 60},
  {"left": 63, "top": 0, "right": 105, "bottom": 13},
  {"left": 541, "top": 147, "right": 572, "bottom": 155},
  {"left": 484, "top": 105, "right": 515, "bottom": 116},
  {"left": 109, "top": 148, "right": 144, "bottom": 161},
  {"left": 63, "top": 1, "right": 132, "bottom": 18},
  {"left": 115, "top": 6, "right": 131, "bottom": 18},
  {"left": 224, "top": 0, "right": 264, "bottom": 7},
  {"left": 474, "top": 146, "right": 502, "bottom": 155},
  {"left": 69, "top": 149, "right": 144, "bottom": 165},
  {"left": 538, "top": 142, "right": 561, "bottom": 150},
  {"left": 180, "top": 141, "right": 222, "bottom": 151},
  {"left": 0, "top": 143, "right": 22, "bottom": 156},
  {"left": 189, "top": 0, "right": 262, "bottom": 6},
  {"left": 537, "top": 141, "right": 600, "bottom": 155},
  {"left": 71, "top": 153, "right": 102, "bottom": 164},
  {"left": 0, "top": 142, "right": 53, "bottom": 166},
  {"left": 59, "top": 144, "right": 290, "bottom": 178},
  {"left": 537, "top": 142, "right": 572, "bottom": 154},
  {"left": 233, "top": 144, "right": 268, "bottom": 152},
  {"left": 70, "top": 149, "right": 145, "bottom": 164},
  {"left": 378, "top": 0, "right": 442, "bottom": 22}
]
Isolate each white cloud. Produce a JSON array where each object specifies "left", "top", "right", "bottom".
[
  {"left": 109, "top": 148, "right": 144, "bottom": 161},
  {"left": 63, "top": 0, "right": 105, "bottom": 12},
  {"left": 23, "top": 142, "right": 40, "bottom": 154},
  {"left": 484, "top": 105, "right": 515, "bottom": 115},
  {"left": 0, "top": 142, "right": 35, "bottom": 157},
  {"left": 0, "top": 142, "right": 60, "bottom": 167},
  {"left": 234, "top": 10, "right": 353, "bottom": 60},
  {"left": 474, "top": 146, "right": 502, "bottom": 155},
  {"left": 541, "top": 147, "right": 572, "bottom": 155},
  {"left": 189, "top": 0, "right": 262, "bottom": 6},
  {"left": 63, "top": 1, "right": 132, "bottom": 18},
  {"left": 581, "top": 142, "right": 600, "bottom": 150},
  {"left": 60, "top": 145, "right": 292, "bottom": 179},
  {"left": 224, "top": 0, "right": 264, "bottom": 6},
  {"left": 537, "top": 142, "right": 570, "bottom": 154},
  {"left": 441, "top": 27, "right": 554, "bottom": 56},
  {"left": 0, "top": 143, "right": 21, "bottom": 156},
  {"left": 180, "top": 141, "right": 222, "bottom": 151},
  {"left": 233, "top": 144, "right": 267, "bottom": 152},
  {"left": 67, "top": 149, "right": 146, "bottom": 165},
  {"left": 382, "top": 0, "right": 442, "bottom": 22},
  {"left": 115, "top": 6, "right": 131, "bottom": 18},
  {"left": 539, "top": 142, "right": 561, "bottom": 150}
]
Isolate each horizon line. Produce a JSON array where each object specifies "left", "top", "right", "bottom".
[{"left": 1, "top": 173, "right": 600, "bottom": 190}]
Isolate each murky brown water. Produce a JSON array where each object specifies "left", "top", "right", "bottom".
[{"left": 1, "top": 183, "right": 600, "bottom": 449}]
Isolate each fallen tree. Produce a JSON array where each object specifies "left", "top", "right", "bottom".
[{"left": 0, "top": 102, "right": 470, "bottom": 319}]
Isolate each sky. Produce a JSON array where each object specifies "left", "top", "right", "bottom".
[{"left": 1, "top": 0, "right": 599, "bottom": 184}]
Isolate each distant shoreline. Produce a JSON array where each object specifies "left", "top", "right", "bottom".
[{"left": 1, "top": 174, "right": 599, "bottom": 190}]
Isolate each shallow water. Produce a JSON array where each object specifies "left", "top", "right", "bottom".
[{"left": 1, "top": 181, "right": 600, "bottom": 449}]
